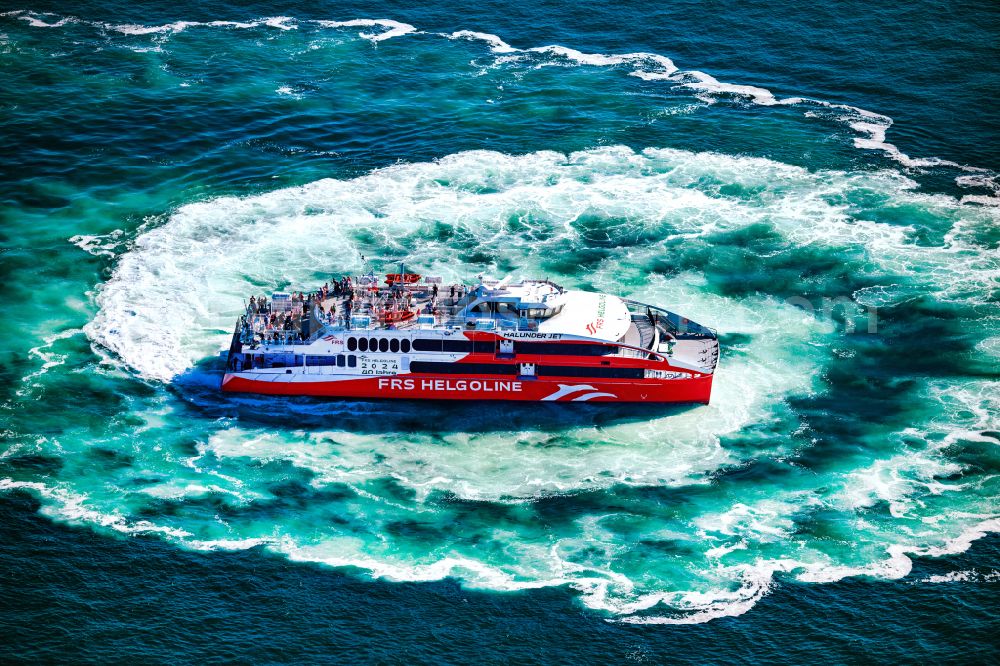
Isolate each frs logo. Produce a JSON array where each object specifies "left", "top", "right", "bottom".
[
  {"left": 585, "top": 318, "right": 604, "bottom": 335},
  {"left": 542, "top": 384, "right": 617, "bottom": 402}
]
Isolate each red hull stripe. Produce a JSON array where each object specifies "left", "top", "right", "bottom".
[{"left": 221, "top": 373, "right": 713, "bottom": 403}]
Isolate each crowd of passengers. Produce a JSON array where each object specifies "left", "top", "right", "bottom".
[{"left": 242, "top": 277, "right": 474, "bottom": 343}]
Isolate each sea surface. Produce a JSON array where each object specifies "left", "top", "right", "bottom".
[{"left": 1, "top": 0, "right": 998, "bottom": 661}]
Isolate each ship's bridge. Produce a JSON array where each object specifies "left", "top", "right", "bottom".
[
  {"left": 537, "top": 290, "right": 631, "bottom": 342},
  {"left": 462, "top": 280, "right": 631, "bottom": 343}
]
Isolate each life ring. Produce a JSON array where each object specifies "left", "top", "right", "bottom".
[
  {"left": 379, "top": 310, "right": 415, "bottom": 323},
  {"left": 385, "top": 273, "right": 421, "bottom": 285}
]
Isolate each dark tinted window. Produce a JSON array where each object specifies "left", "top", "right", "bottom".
[
  {"left": 358, "top": 338, "right": 368, "bottom": 352},
  {"left": 516, "top": 342, "right": 615, "bottom": 356},
  {"left": 369, "top": 338, "right": 378, "bottom": 352},
  {"left": 442, "top": 340, "right": 473, "bottom": 353},
  {"left": 347, "top": 355, "right": 357, "bottom": 367},
  {"left": 400, "top": 339, "right": 411, "bottom": 353},
  {"left": 347, "top": 337, "right": 357, "bottom": 352},
  {"left": 409, "top": 361, "right": 517, "bottom": 375},
  {"left": 306, "top": 355, "right": 340, "bottom": 366},
  {"left": 379, "top": 338, "right": 389, "bottom": 353},
  {"left": 390, "top": 339, "right": 400, "bottom": 353},
  {"left": 412, "top": 338, "right": 442, "bottom": 352},
  {"left": 336, "top": 354, "right": 346, "bottom": 367},
  {"left": 536, "top": 365, "right": 644, "bottom": 379}
]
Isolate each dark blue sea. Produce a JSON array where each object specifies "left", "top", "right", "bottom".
[{"left": 1, "top": 1, "right": 998, "bottom": 662}]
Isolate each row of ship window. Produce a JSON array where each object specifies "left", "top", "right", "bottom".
[
  {"left": 344, "top": 337, "right": 617, "bottom": 356},
  {"left": 346, "top": 337, "right": 410, "bottom": 353},
  {"left": 344, "top": 337, "right": 494, "bottom": 354}
]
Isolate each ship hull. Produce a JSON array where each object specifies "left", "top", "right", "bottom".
[{"left": 221, "top": 372, "right": 713, "bottom": 404}]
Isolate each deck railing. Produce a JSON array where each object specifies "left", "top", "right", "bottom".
[
  {"left": 622, "top": 299, "right": 717, "bottom": 338},
  {"left": 239, "top": 301, "right": 330, "bottom": 347}
]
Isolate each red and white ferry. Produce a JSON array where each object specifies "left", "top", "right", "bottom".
[{"left": 222, "top": 270, "right": 719, "bottom": 403}]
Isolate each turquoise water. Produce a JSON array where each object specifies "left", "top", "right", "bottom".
[{"left": 1, "top": 0, "right": 998, "bottom": 657}]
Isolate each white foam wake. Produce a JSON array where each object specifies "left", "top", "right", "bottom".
[
  {"left": 17, "top": 328, "right": 83, "bottom": 397},
  {"left": 6, "top": 473, "right": 996, "bottom": 625},
  {"left": 4, "top": 9, "right": 996, "bottom": 196},
  {"left": 440, "top": 28, "right": 996, "bottom": 195},
  {"left": 0, "top": 479, "right": 191, "bottom": 539},
  {"left": 919, "top": 569, "right": 1000, "bottom": 584},
  {"left": 316, "top": 19, "right": 416, "bottom": 43},
  {"left": 4, "top": 10, "right": 283, "bottom": 35},
  {"left": 3, "top": 11, "right": 415, "bottom": 42},
  {"left": 80, "top": 144, "right": 1000, "bottom": 624}
]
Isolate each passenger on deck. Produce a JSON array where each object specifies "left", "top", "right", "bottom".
[{"left": 249, "top": 295, "right": 256, "bottom": 312}]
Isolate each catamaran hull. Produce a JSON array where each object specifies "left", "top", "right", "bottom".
[{"left": 221, "top": 373, "right": 713, "bottom": 403}]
